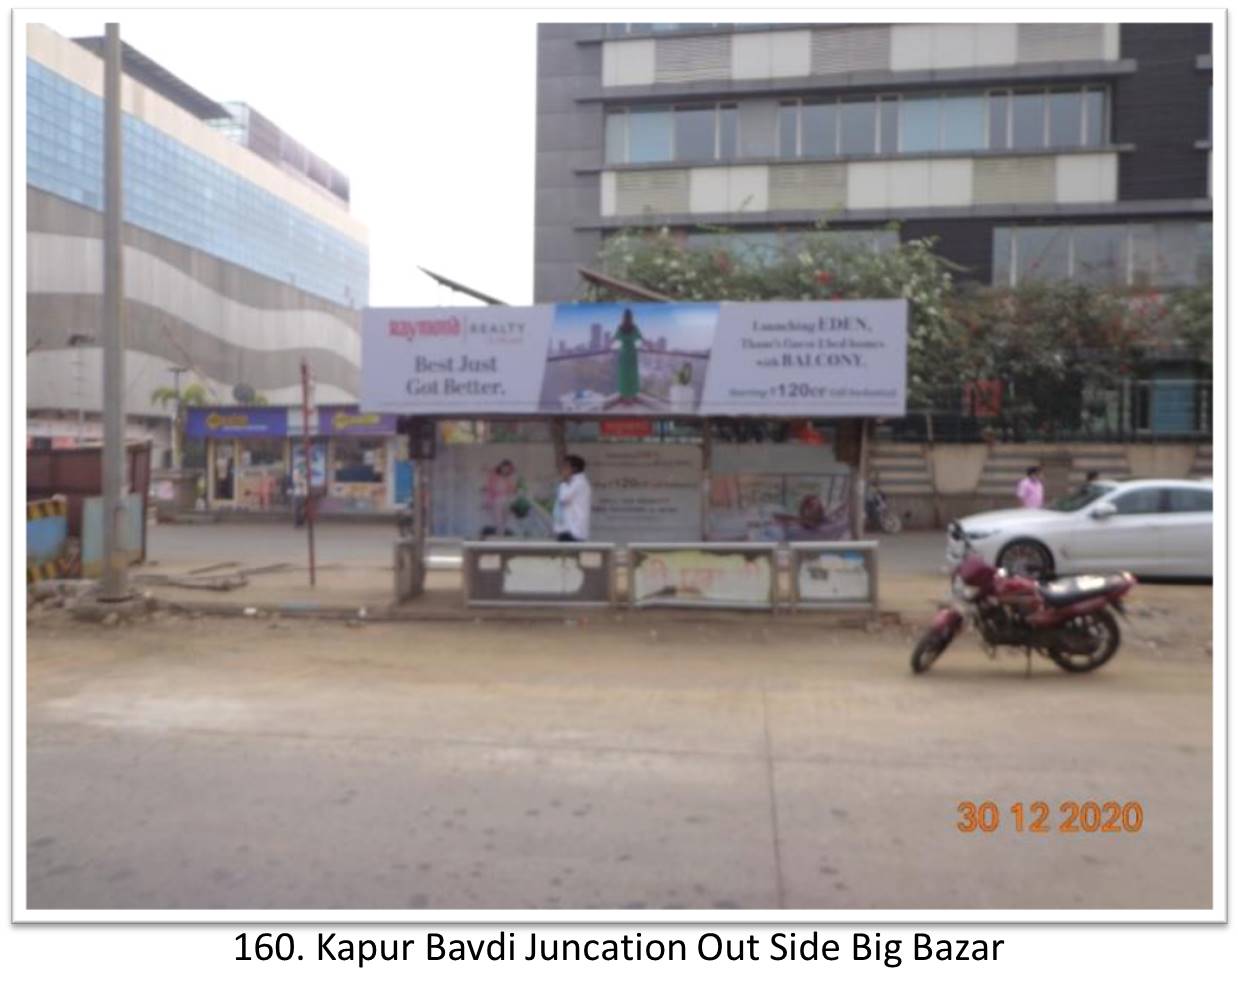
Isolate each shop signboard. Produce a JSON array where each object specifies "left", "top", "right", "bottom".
[
  {"left": 361, "top": 301, "right": 907, "bottom": 417},
  {"left": 186, "top": 406, "right": 288, "bottom": 438},
  {"left": 317, "top": 405, "right": 398, "bottom": 437}
]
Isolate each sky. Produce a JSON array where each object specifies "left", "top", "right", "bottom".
[{"left": 32, "top": 9, "right": 541, "bottom": 307}]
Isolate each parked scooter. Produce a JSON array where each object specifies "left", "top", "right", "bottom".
[
  {"left": 865, "top": 483, "right": 902, "bottom": 534},
  {"left": 911, "top": 532, "right": 1136, "bottom": 674}
]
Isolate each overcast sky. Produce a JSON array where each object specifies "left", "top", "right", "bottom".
[{"left": 33, "top": 9, "right": 543, "bottom": 307}]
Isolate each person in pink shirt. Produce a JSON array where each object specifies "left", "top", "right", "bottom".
[{"left": 1015, "top": 466, "right": 1045, "bottom": 508}]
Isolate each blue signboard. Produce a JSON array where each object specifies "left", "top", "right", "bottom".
[{"left": 186, "top": 406, "right": 288, "bottom": 439}]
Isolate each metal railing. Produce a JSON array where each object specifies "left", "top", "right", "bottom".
[{"left": 880, "top": 379, "right": 1212, "bottom": 444}]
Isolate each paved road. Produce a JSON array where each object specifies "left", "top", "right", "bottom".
[
  {"left": 26, "top": 598, "right": 1212, "bottom": 911},
  {"left": 148, "top": 520, "right": 950, "bottom": 576}
]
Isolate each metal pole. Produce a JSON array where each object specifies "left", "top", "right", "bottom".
[
  {"left": 99, "top": 23, "right": 128, "bottom": 601},
  {"left": 851, "top": 418, "right": 869, "bottom": 540},
  {"left": 301, "top": 359, "right": 317, "bottom": 586}
]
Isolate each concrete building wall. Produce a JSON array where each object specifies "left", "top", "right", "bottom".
[
  {"left": 535, "top": 24, "right": 605, "bottom": 302},
  {"left": 535, "top": 22, "right": 1211, "bottom": 302}
]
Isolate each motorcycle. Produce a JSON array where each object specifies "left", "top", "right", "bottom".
[
  {"left": 865, "top": 484, "right": 903, "bottom": 534},
  {"left": 911, "top": 534, "right": 1136, "bottom": 675}
]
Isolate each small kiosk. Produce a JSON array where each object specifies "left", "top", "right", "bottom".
[
  {"left": 187, "top": 404, "right": 411, "bottom": 515},
  {"left": 363, "top": 299, "right": 908, "bottom": 611}
]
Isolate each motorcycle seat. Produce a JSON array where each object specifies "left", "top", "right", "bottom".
[{"left": 1040, "top": 574, "right": 1129, "bottom": 608}]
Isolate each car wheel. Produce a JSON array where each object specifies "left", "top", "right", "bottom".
[{"left": 997, "top": 539, "right": 1054, "bottom": 579}]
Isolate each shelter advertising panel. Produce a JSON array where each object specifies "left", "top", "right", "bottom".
[
  {"left": 361, "top": 301, "right": 907, "bottom": 417},
  {"left": 362, "top": 306, "right": 554, "bottom": 413},
  {"left": 628, "top": 543, "right": 778, "bottom": 610},
  {"left": 463, "top": 542, "right": 617, "bottom": 607}
]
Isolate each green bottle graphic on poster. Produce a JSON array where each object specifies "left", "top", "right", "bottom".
[{"left": 614, "top": 308, "right": 644, "bottom": 401}]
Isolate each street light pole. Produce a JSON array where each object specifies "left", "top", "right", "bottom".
[{"left": 100, "top": 22, "right": 128, "bottom": 601}]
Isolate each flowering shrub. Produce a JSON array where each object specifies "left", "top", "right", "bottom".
[
  {"left": 594, "top": 223, "right": 961, "bottom": 407},
  {"left": 593, "top": 224, "right": 1211, "bottom": 426}
]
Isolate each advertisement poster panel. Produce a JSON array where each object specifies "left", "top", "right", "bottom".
[
  {"left": 362, "top": 306, "right": 553, "bottom": 414},
  {"left": 699, "top": 300, "right": 908, "bottom": 416},
  {"left": 576, "top": 444, "right": 702, "bottom": 542},
  {"left": 542, "top": 303, "right": 716, "bottom": 414},
  {"left": 431, "top": 443, "right": 559, "bottom": 539},
  {"left": 629, "top": 546, "right": 776, "bottom": 608},
  {"left": 706, "top": 472, "right": 853, "bottom": 542},
  {"left": 361, "top": 301, "right": 907, "bottom": 417},
  {"left": 431, "top": 443, "right": 702, "bottom": 542}
]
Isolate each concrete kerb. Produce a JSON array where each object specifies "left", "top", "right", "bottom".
[{"left": 145, "top": 597, "right": 901, "bottom": 629}]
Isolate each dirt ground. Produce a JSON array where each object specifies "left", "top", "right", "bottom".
[{"left": 24, "top": 577, "right": 1213, "bottom": 912}]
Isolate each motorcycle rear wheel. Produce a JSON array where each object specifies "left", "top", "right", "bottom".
[
  {"left": 911, "top": 631, "right": 949, "bottom": 674},
  {"left": 1049, "top": 610, "right": 1121, "bottom": 673}
]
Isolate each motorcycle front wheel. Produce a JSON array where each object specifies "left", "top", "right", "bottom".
[
  {"left": 1049, "top": 610, "right": 1121, "bottom": 673},
  {"left": 910, "top": 631, "right": 951, "bottom": 674}
]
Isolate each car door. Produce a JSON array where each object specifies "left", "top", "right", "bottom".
[
  {"left": 1161, "top": 486, "right": 1213, "bottom": 576},
  {"left": 1061, "top": 485, "right": 1167, "bottom": 574}
]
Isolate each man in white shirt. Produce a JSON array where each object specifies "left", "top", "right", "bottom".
[{"left": 553, "top": 454, "right": 592, "bottom": 541}]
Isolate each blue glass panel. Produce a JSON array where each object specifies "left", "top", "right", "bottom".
[{"left": 25, "top": 58, "right": 368, "bottom": 307}]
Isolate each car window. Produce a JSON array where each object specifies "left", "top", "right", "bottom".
[
  {"left": 1051, "top": 483, "right": 1115, "bottom": 512},
  {"left": 1166, "top": 488, "right": 1212, "bottom": 513},
  {"left": 1112, "top": 488, "right": 1165, "bottom": 515}
]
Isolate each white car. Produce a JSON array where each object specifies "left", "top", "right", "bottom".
[{"left": 946, "top": 478, "right": 1213, "bottom": 579}]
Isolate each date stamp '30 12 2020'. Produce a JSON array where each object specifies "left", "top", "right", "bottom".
[{"left": 957, "top": 801, "right": 1145, "bottom": 834}]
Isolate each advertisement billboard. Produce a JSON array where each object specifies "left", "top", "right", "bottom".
[{"left": 361, "top": 301, "right": 907, "bottom": 417}]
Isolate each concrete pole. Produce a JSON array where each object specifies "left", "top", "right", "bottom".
[{"left": 100, "top": 23, "right": 129, "bottom": 600}]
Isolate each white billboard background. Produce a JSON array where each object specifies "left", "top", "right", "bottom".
[
  {"left": 700, "top": 300, "right": 908, "bottom": 416},
  {"left": 361, "top": 306, "right": 553, "bottom": 413}
]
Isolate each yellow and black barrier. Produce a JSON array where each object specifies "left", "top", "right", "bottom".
[
  {"left": 27, "top": 497, "right": 67, "bottom": 521},
  {"left": 27, "top": 496, "right": 71, "bottom": 585}
]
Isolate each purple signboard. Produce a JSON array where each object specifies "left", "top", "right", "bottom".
[
  {"left": 186, "top": 406, "right": 288, "bottom": 439},
  {"left": 317, "top": 405, "right": 398, "bottom": 437}
]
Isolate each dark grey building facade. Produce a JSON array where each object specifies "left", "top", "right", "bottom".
[{"left": 534, "top": 22, "right": 1211, "bottom": 302}]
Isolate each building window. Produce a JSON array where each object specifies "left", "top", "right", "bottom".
[
  {"left": 940, "top": 95, "right": 986, "bottom": 151},
  {"left": 995, "top": 222, "right": 1213, "bottom": 289},
  {"left": 838, "top": 98, "right": 876, "bottom": 156},
  {"left": 801, "top": 100, "right": 838, "bottom": 157},
  {"left": 628, "top": 106, "right": 673, "bottom": 162},
  {"left": 606, "top": 103, "right": 740, "bottom": 164},
  {"left": 674, "top": 105, "right": 717, "bottom": 160},
  {"left": 608, "top": 85, "right": 1108, "bottom": 165},
  {"left": 771, "top": 86, "right": 1106, "bottom": 159},
  {"left": 1010, "top": 92, "right": 1047, "bottom": 148},
  {"left": 899, "top": 95, "right": 939, "bottom": 153}
]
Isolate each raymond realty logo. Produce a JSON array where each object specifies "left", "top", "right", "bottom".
[{"left": 389, "top": 316, "right": 463, "bottom": 340}]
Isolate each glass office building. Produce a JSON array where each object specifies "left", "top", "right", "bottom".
[
  {"left": 25, "top": 25, "right": 369, "bottom": 461},
  {"left": 25, "top": 57, "right": 368, "bottom": 309}
]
